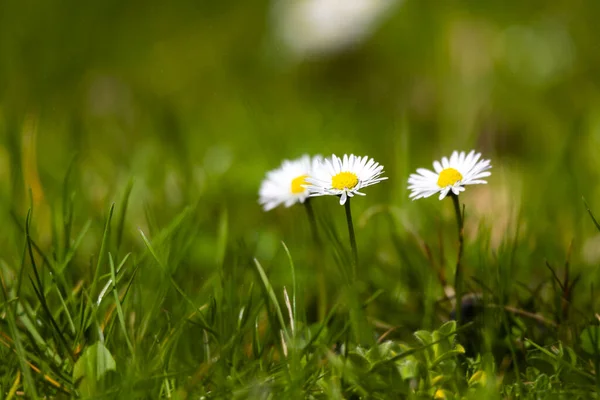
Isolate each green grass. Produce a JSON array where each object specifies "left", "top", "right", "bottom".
[
  {"left": 3, "top": 0, "right": 600, "bottom": 398},
  {"left": 2, "top": 152, "right": 600, "bottom": 399}
]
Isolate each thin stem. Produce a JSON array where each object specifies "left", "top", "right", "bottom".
[
  {"left": 304, "top": 199, "right": 327, "bottom": 319},
  {"left": 344, "top": 198, "right": 358, "bottom": 281},
  {"left": 451, "top": 194, "right": 464, "bottom": 325},
  {"left": 303, "top": 199, "right": 320, "bottom": 248}
]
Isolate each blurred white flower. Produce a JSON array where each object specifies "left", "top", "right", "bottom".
[
  {"left": 306, "top": 154, "right": 387, "bottom": 205},
  {"left": 259, "top": 154, "right": 322, "bottom": 211},
  {"left": 408, "top": 150, "right": 491, "bottom": 200},
  {"left": 273, "top": 0, "right": 398, "bottom": 58}
]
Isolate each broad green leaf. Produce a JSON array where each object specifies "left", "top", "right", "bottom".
[
  {"left": 437, "top": 321, "right": 457, "bottom": 337},
  {"left": 414, "top": 330, "right": 433, "bottom": 346},
  {"left": 430, "top": 350, "right": 464, "bottom": 369},
  {"left": 432, "top": 330, "right": 452, "bottom": 359},
  {"left": 73, "top": 342, "right": 117, "bottom": 397},
  {"left": 397, "top": 358, "right": 420, "bottom": 380}
]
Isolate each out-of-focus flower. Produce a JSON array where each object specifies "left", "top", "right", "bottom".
[
  {"left": 259, "top": 154, "right": 322, "bottom": 211},
  {"left": 272, "top": 0, "right": 399, "bottom": 58}
]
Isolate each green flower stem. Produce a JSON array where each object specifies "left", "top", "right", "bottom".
[
  {"left": 451, "top": 193, "right": 464, "bottom": 325},
  {"left": 304, "top": 198, "right": 327, "bottom": 319},
  {"left": 303, "top": 198, "right": 320, "bottom": 248},
  {"left": 344, "top": 197, "right": 358, "bottom": 281}
]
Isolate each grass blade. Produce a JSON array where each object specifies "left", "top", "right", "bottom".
[
  {"left": 108, "top": 253, "right": 135, "bottom": 356},
  {"left": 138, "top": 229, "right": 216, "bottom": 335},
  {"left": 0, "top": 268, "right": 39, "bottom": 399},
  {"left": 253, "top": 258, "right": 289, "bottom": 342},
  {"left": 90, "top": 204, "right": 114, "bottom": 301},
  {"left": 583, "top": 197, "right": 600, "bottom": 232},
  {"left": 281, "top": 241, "right": 296, "bottom": 334}
]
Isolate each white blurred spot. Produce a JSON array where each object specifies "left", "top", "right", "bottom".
[{"left": 273, "top": 0, "right": 399, "bottom": 58}]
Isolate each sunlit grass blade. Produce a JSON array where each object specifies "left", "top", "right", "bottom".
[
  {"left": 108, "top": 253, "right": 135, "bottom": 356},
  {"left": 6, "top": 370, "right": 21, "bottom": 400},
  {"left": 253, "top": 258, "right": 289, "bottom": 343},
  {"left": 281, "top": 241, "right": 296, "bottom": 334},
  {"left": 253, "top": 314, "right": 264, "bottom": 361},
  {"left": 89, "top": 204, "right": 114, "bottom": 302}
]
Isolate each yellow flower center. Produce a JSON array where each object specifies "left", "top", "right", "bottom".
[
  {"left": 437, "top": 168, "right": 463, "bottom": 188},
  {"left": 332, "top": 171, "right": 359, "bottom": 190},
  {"left": 291, "top": 175, "right": 308, "bottom": 194}
]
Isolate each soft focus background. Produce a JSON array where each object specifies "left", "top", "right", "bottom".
[
  {"left": 2, "top": 0, "right": 600, "bottom": 281},
  {"left": 2, "top": 0, "right": 600, "bottom": 396}
]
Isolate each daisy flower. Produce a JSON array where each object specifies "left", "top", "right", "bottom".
[
  {"left": 259, "top": 155, "right": 322, "bottom": 211},
  {"left": 407, "top": 150, "right": 491, "bottom": 200},
  {"left": 305, "top": 154, "right": 387, "bottom": 205}
]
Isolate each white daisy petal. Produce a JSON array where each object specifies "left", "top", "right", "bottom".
[
  {"left": 325, "top": 159, "right": 336, "bottom": 177},
  {"left": 464, "top": 150, "right": 475, "bottom": 167},
  {"left": 468, "top": 172, "right": 491, "bottom": 181},
  {"left": 465, "top": 151, "right": 482, "bottom": 172},
  {"left": 339, "top": 191, "right": 347, "bottom": 205},
  {"left": 439, "top": 187, "right": 451, "bottom": 200},
  {"left": 441, "top": 157, "right": 450, "bottom": 168},
  {"left": 407, "top": 149, "right": 492, "bottom": 201},
  {"left": 450, "top": 151, "right": 459, "bottom": 165},
  {"left": 416, "top": 168, "right": 438, "bottom": 179},
  {"left": 307, "top": 153, "right": 386, "bottom": 205},
  {"left": 357, "top": 155, "right": 369, "bottom": 171},
  {"left": 259, "top": 154, "right": 322, "bottom": 211}
]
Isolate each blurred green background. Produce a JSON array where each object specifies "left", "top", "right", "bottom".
[{"left": 2, "top": 0, "right": 600, "bottom": 329}]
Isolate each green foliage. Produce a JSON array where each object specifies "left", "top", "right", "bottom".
[
  {"left": 73, "top": 342, "right": 117, "bottom": 397},
  {"left": 3, "top": 0, "right": 600, "bottom": 398}
]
